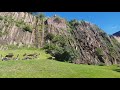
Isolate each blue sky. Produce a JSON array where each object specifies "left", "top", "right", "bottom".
[{"left": 44, "top": 12, "right": 120, "bottom": 35}]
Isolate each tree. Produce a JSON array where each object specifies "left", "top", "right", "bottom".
[
  {"left": 69, "top": 19, "right": 79, "bottom": 26},
  {"left": 53, "top": 16, "right": 61, "bottom": 23},
  {"left": 36, "top": 13, "right": 45, "bottom": 19},
  {"left": 45, "top": 33, "right": 55, "bottom": 41},
  {"left": 44, "top": 35, "right": 78, "bottom": 62}
]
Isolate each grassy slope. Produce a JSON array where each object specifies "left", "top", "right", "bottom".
[{"left": 0, "top": 48, "right": 120, "bottom": 78}]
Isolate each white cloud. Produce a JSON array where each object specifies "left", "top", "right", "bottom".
[
  {"left": 111, "top": 25, "right": 120, "bottom": 29},
  {"left": 111, "top": 25, "right": 118, "bottom": 29}
]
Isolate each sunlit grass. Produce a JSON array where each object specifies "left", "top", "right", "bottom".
[{"left": 0, "top": 48, "right": 120, "bottom": 78}]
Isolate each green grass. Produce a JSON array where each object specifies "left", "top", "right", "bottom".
[{"left": 0, "top": 48, "right": 120, "bottom": 78}]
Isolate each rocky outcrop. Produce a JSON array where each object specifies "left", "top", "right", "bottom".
[
  {"left": 0, "top": 12, "right": 37, "bottom": 47},
  {"left": 0, "top": 12, "right": 120, "bottom": 65},
  {"left": 45, "top": 16, "right": 120, "bottom": 65},
  {"left": 70, "top": 21, "right": 120, "bottom": 65}
]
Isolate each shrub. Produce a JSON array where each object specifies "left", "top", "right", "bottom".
[
  {"left": 45, "top": 33, "right": 55, "bottom": 41},
  {"left": 16, "top": 23, "right": 21, "bottom": 27},
  {"left": 0, "top": 31, "right": 2, "bottom": 37},
  {"left": 44, "top": 35, "right": 78, "bottom": 62},
  {"left": 15, "top": 20, "right": 25, "bottom": 28},
  {"left": 53, "top": 16, "right": 61, "bottom": 23},
  {"left": 96, "top": 48, "right": 104, "bottom": 56},
  {"left": 23, "top": 25, "right": 32, "bottom": 33},
  {"left": 69, "top": 19, "right": 79, "bottom": 26},
  {"left": 0, "top": 30, "right": 8, "bottom": 37},
  {"left": 52, "top": 35, "right": 67, "bottom": 47},
  {"left": 0, "top": 16, "right": 3, "bottom": 20},
  {"left": 36, "top": 13, "right": 45, "bottom": 19}
]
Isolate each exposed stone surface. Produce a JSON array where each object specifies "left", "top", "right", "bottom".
[
  {"left": 45, "top": 16, "right": 120, "bottom": 65},
  {"left": 0, "top": 12, "right": 37, "bottom": 47},
  {"left": 70, "top": 22, "right": 120, "bottom": 65}
]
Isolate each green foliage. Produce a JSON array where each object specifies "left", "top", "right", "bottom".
[
  {"left": 15, "top": 20, "right": 33, "bottom": 33},
  {"left": 0, "top": 29, "right": 8, "bottom": 37},
  {"left": 108, "top": 46, "right": 117, "bottom": 58},
  {"left": 96, "top": 48, "right": 104, "bottom": 56},
  {"left": 7, "top": 45, "right": 19, "bottom": 50},
  {"left": 68, "top": 19, "right": 80, "bottom": 30},
  {"left": 53, "top": 16, "right": 61, "bottom": 23},
  {"left": 36, "top": 13, "right": 45, "bottom": 19},
  {"left": 0, "top": 16, "right": 3, "bottom": 20},
  {"left": 44, "top": 35, "right": 77, "bottom": 62},
  {"left": 45, "top": 33, "right": 55, "bottom": 41},
  {"left": 69, "top": 19, "right": 79, "bottom": 26},
  {"left": 0, "top": 15, "right": 33, "bottom": 33},
  {"left": 16, "top": 23, "right": 21, "bottom": 27},
  {"left": 16, "top": 20, "right": 25, "bottom": 26},
  {"left": 23, "top": 25, "right": 32, "bottom": 33},
  {"left": 52, "top": 35, "right": 66, "bottom": 47},
  {"left": 15, "top": 20, "right": 24, "bottom": 28},
  {"left": 111, "top": 36, "right": 120, "bottom": 48},
  {"left": 100, "top": 32, "right": 112, "bottom": 47},
  {"left": 0, "top": 30, "right": 2, "bottom": 37}
]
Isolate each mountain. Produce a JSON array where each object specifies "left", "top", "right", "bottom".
[
  {"left": 113, "top": 31, "right": 120, "bottom": 43},
  {"left": 0, "top": 12, "right": 120, "bottom": 65}
]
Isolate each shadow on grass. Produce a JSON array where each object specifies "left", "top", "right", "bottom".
[{"left": 113, "top": 69, "right": 120, "bottom": 72}]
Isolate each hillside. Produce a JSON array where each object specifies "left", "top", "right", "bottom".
[{"left": 0, "top": 12, "right": 120, "bottom": 65}]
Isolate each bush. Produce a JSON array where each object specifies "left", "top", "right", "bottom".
[
  {"left": 96, "top": 48, "right": 104, "bottom": 56},
  {"left": 36, "top": 13, "right": 45, "bottom": 19},
  {"left": 45, "top": 33, "right": 55, "bottom": 41},
  {"left": 0, "top": 29, "right": 8, "bottom": 37},
  {"left": 15, "top": 20, "right": 25, "bottom": 28},
  {"left": 53, "top": 17, "right": 61, "bottom": 23},
  {"left": 69, "top": 19, "right": 79, "bottom": 26},
  {"left": 52, "top": 35, "right": 67, "bottom": 47},
  {"left": 0, "top": 16, "right": 3, "bottom": 20},
  {"left": 0, "top": 31, "right": 2, "bottom": 37},
  {"left": 16, "top": 23, "right": 21, "bottom": 27},
  {"left": 44, "top": 35, "right": 78, "bottom": 62},
  {"left": 23, "top": 25, "right": 32, "bottom": 33}
]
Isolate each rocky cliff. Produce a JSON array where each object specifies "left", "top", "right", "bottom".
[
  {"left": 0, "top": 12, "right": 36, "bottom": 47},
  {"left": 0, "top": 12, "right": 120, "bottom": 65},
  {"left": 0, "top": 12, "right": 45, "bottom": 48},
  {"left": 70, "top": 21, "right": 120, "bottom": 65}
]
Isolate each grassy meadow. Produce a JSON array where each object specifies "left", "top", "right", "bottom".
[{"left": 0, "top": 48, "right": 120, "bottom": 78}]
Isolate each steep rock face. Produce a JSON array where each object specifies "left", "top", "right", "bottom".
[
  {"left": 0, "top": 12, "right": 40, "bottom": 47},
  {"left": 70, "top": 21, "right": 120, "bottom": 65},
  {"left": 45, "top": 17, "right": 120, "bottom": 65},
  {"left": 45, "top": 16, "right": 68, "bottom": 35}
]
